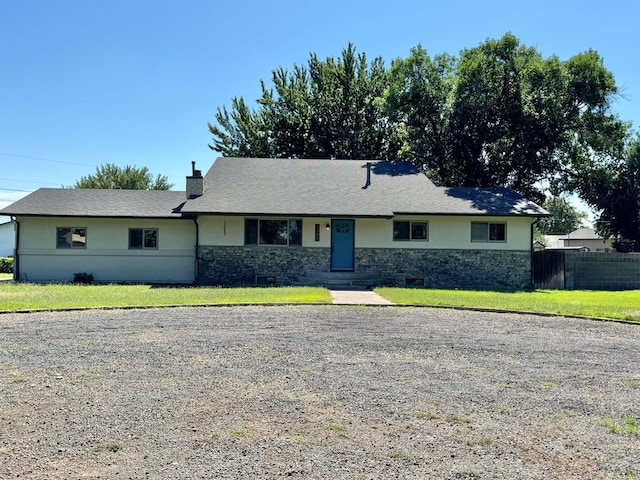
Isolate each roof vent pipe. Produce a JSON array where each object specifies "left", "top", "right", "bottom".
[{"left": 365, "top": 162, "right": 372, "bottom": 188}]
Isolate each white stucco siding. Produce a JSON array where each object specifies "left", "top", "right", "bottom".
[
  {"left": 16, "top": 217, "right": 195, "bottom": 283},
  {"left": 198, "top": 216, "right": 333, "bottom": 248},
  {"left": 355, "top": 216, "right": 534, "bottom": 250},
  {"left": 197, "top": 215, "right": 533, "bottom": 251},
  {"left": 301, "top": 217, "right": 331, "bottom": 248},
  {"left": 197, "top": 216, "right": 244, "bottom": 246}
]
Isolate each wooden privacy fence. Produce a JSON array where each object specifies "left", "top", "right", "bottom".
[
  {"left": 533, "top": 250, "right": 640, "bottom": 290},
  {"left": 533, "top": 250, "right": 566, "bottom": 289}
]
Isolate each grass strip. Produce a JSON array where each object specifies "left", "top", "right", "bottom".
[
  {"left": 0, "top": 283, "right": 332, "bottom": 311},
  {"left": 375, "top": 287, "right": 640, "bottom": 322}
]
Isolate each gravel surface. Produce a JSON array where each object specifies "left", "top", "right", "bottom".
[{"left": 1, "top": 305, "right": 639, "bottom": 479}]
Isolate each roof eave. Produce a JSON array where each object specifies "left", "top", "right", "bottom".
[
  {"left": 6, "top": 213, "right": 187, "bottom": 220},
  {"left": 184, "top": 211, "right": 394, "bottom": 218},
  {"left": 393, "top": 211, "right": 549, "bottom": 217}
]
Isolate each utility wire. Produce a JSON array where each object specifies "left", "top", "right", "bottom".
[
  {"left": 0, "top": 152, "right": 96, "bottom": 167},
  {"left": 0, "top": 187, "right": 33, "bottom": 192},
  {"left": 0, "top": 177, "right": 61, "bottom": 186}
]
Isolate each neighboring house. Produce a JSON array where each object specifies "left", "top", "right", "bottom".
[
  {"left": 533, "top": 240, "right": 546, "bottom": 252},
  {"left": 542, "top": 234, "right": 566, "bottom": 249},
  {"left": 0, "top": 158, "right": 548, "bottom": 288},
  {"left": 0, "top": 220, "right": 15, "bottom": 257},
  {"left": 561, "top": 227, "right": 613, "bottom": 252}
]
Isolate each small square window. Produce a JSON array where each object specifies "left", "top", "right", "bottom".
[
  {"left": 129, "top": 228, "right": 158, "bottom": 249},
  {"left": 471, "top": 222, "right": 506, "bottom": 242},
  {"left": 57, "top": 227, "right": 87, "bottom": 249},
  {"left": 393, "top": 221, "right": 428, "bottom": 241}
]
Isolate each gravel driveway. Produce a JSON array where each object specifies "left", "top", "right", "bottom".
[{"left": 1, "top": 306, "right": 639, "bottom": 479}]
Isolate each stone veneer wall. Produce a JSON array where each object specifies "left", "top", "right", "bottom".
[
  {"left": 356, "top": 248, "right": 531, "bottom": 289},
  {"left": 198, "top": 246, "right": 331, "bottom": 285},
  {"left": 198, "top": 245, "right": 532, "bottom": 289}
]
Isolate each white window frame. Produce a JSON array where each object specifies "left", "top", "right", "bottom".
[
  {"left": 471, "top": 221, "right": 507, "bottom": 243},
  {"left": 393, "top": 220, "right": 429, "bottom": 241}
]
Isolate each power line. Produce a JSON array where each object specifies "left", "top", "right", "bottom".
[
  {"left": 0, "top": 177, "right": 61, "bottom": 186},
  {"left": 0, "top": 152, "right": 96, "bottom": 167},
  {"left": 0, "top": 187, "right": 32, "bottom": 192}
]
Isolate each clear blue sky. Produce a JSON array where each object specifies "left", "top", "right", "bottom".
[{"left": 1, "top": 0, "right": 638, "bottom": 216}]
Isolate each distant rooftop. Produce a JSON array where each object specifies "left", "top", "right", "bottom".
[{"left": 560, "top": 227, "right": 602, "bottom": 240}]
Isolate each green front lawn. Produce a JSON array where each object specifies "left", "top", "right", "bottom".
[
  {"left": 375, "top": 287, "right": 640, "bottom": 322},
  {"left": 1, "top": 283, "right": 638, "bottom": 322},
  {"left": 0, "top": 283, "right": 332, "bottom": 311}
]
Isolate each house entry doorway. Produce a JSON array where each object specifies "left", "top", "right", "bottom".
[{"left": 330, "top": 219, "right": 355, "bottom": 271}]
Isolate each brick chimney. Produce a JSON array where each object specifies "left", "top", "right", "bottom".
[{"left": 186, "top": 161, "right": 205, "bottom": 199}]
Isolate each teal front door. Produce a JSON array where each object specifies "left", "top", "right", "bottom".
[{"left": 331, "top": 219, "right": 355, "bottom": 271}]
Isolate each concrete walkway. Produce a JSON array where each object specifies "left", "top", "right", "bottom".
[{"left": 329, "top": 289, "right": 394, "bottom": 305}]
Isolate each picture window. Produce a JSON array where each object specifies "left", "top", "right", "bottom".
[{"left": 245, "top": 219, "right": 302, "bottom": 246}]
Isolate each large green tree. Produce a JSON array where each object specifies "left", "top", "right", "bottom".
[
  {"left": 209, "top": 43, "right": 396, "bottom": 160},
  {"left": 536, "top": 197, "right": 587, "bottom": 235},
  {"left": 73, "top": 164, "right": 172, "bottom": 190},
  {"left": 386, "top": 34, "right": 626, "bottom": 202},
  {"left": 577, "top": 134, "right": 640, "bottom": 251},
  {"left": 209, "top": 34, "right": 627, "bottom": 202}
]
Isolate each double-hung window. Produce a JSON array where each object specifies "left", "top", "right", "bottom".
[
  {"left": 56, "top": 227, "right": 87, "bottom": 249},
  {"left": 471, "top": 222, "right": 506, "bottom": 242},
  {"left": 393, "top": 221, "right": 428, "bottom": 241},
  {"left": 129, "top": 228, "right": 158, "bottom": 249},
  {"left": 245, "top": 219, "right": 302, "bottom": 246}
]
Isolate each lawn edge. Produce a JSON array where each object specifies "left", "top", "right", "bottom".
[{"left": 0, "top": 302, "right": 638, "bottom": 325}]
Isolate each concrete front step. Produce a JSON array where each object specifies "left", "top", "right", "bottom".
[{"left": 295, "top": 271, "right": 385, "bottom": 288}]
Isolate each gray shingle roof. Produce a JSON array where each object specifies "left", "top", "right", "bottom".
[
  {"left": 181, "top": 157, "right": 547, "bottom": 217},
  {"left": 0, "top": 159, "right": 548, "bottom": 218},
  {"left": 0, "top": 188, "right": 186, "bottom": 218}
]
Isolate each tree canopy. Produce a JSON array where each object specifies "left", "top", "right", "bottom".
[
  {"left": 536, "top": 197, "right": 587, "bottom": 235},
  {"left": 209, "top": 43, "right": 396, "bottom": 160},
  {"left": 209, "top": 34, "right": 627, "bottom": 203},
  {"left": 73, "top": 164, "right": 172, "bottom": 190},
  {"left": 577, "top": 135, "right": 640, "bottom": 251}
]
